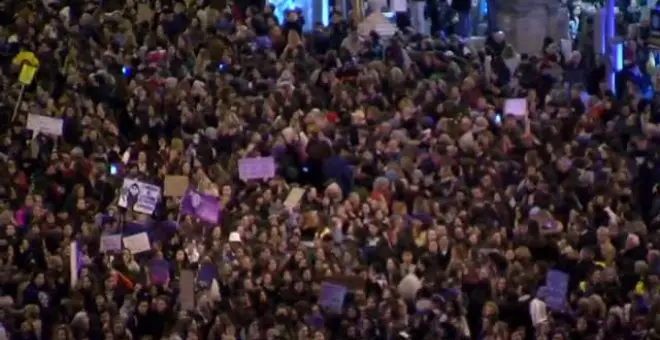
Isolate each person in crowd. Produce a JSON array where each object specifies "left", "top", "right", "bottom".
[{"left": 0, "top": 0, "right": 659, "bottom": 340}]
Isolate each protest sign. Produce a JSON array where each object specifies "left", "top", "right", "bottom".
[
  {"left": 19, "top": 64, "right": 38, "bottom": 85},
  {"left": 118, "top": 179, "right": 161, "bottom": 214},
  {"left": 545, "top": 270, "right": 569, "bottom": 311},
  {"left": 149, "top": 259, "right": 170, "bottom": 285},
  {"left": 70, "top": 241, "right": 82, "bottom": 288},
  {"left": 180, "top": 189, "right": 221, "bottom": 223},
  {"left": 27, "top": 114, "right": 64, "bottom": 136},
  {"left": 179, "top": 270, "right": 195, "bottom": 310},
  {"left": 164, "top": 175, "right": 189, "bottom": 197},
  {"left": 319, "top": 282, "right": 347, "bottom": 314},
  {"left": 238, "top": 157, "right": 276, "bottom": 181},
  {"left": 284, "top": 187, "right": 305, "bottom": 209},
  {"left": 122, "top": 232, "right": 151, "bottom": 254},
  {"left": 503, "top": 98, "right": 528, "bottom": 118},
  {"left": 100, "top": 234, "right": 122, "bottom": 252}
]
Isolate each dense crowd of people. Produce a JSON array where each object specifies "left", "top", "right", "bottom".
[{"left": 0, "top": 0, "right": 660, "bottom": 339}]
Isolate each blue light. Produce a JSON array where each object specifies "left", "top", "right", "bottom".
[
  {"left": 615, "top": 42, "right": 623, "bottom": 71},
  {"left": 321, "top": 0, "right": 328, "bottom": 26},
  {"left": 612, "top": 42, "right": 622, "bottom": 94},
  {"left": 122, "top": 66, "right": 130, "bottom": 77},
  {"left": 600, "top": 9, "right": 607, "bottom": 55}
]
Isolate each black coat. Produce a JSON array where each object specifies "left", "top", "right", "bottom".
[{"left": 451, "top": 0, "right": 472, "bottom": 12}]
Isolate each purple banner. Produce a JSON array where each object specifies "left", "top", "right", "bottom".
[
  {"left": 319, "top": 282, "right": 347, "bottom": 314},
  {"left": 181, "top": 190, "right": 220, "bottom": 224},
  {"left": 149, "top": 259, "right": 170, "bottom": 286},
  {"left": 238, "top": 157, "right": 276, "bottom": 181}
]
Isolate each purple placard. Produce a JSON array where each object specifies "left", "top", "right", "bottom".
[
  {"left": 180, "top": 190, "right": 221, "bottom": 224},
  {"left": 238, "top": 157, "right": 276, "bottom": 181},
  {"left": 319, "top": 282, "right": 347, "bottom": 314},
  {"left": 149, "top": 259, "right": 170, "bottom": 286},
  {"left": 545, "top": 270, "right": 569, "bottom": 311},
  {"left": 100, "top": 234, "right": 122, "bottom": 252}
]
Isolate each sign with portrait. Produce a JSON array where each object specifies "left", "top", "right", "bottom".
[{"left": 118, "top": 178, "right": 162, "bottom": 214}]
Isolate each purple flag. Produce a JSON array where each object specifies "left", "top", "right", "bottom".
[
  {"left": 149, "top": 259, "right": 170, "bottom": 286},
  {"left": 197, "top": 262, "right": 217, "bottom": 288},
  {"left": 180, "top": 190, "right": 220, "bottom": 224},
  {"left": 238, "top": 157, "right": 276, "bottom": 181},
  {"left": 122, "top": 220, "right": 151, "bottom": 236},
  {"left": 319, "top": 282, "right": 347, "bottom": 314}
]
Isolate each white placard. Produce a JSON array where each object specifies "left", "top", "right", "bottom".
[
  {"left": 122, "top": 232, "right": 151, "bottom": 254},
  {"left": 100, "top": 234, "right": 122, "bottom": 252},
  {"left": 560, "top": 39, "right": 573, "bottom": 61},
  {"left": 27, "top": 114, "right": 63, "bottom": 136},
  {"left": 70, "top": 241, "right": 80, "bottom": 288},
  {"left": 118, "top": 178, "right": 162, "bottom": 214},
  {"left": 503, "top": 98, "right": 528, "bottom": 118}
]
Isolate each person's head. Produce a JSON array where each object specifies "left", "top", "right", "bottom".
[
  {"left": 53, "top": 325, "right": 72, "bottom": 340},
  {"left": 137, "top": 300, "right": 150, "bottom": 314},
  {"left": 33, "top": 272, "right": 45, "bottom": 286},
  {"left": 122, "top": 249, "right": 133, "bottom": 263}
]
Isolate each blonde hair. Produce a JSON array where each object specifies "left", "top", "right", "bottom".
[
  {"left": 390, "top": 67, "right": 404, "bottom": 85},
  {"left": 601, "top": 243, "right": 617, "bottom": 266}
]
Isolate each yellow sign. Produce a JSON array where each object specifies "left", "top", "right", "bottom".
[
  {"left": 18, "top": 64, "right": 37, "bottom": 85},
  {"left": 12, "top": 51, "right": 39, "bottom": 68}
]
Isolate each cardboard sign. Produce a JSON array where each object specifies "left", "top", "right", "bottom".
[
  {"left": 179, "top": 270, "right": 196, "bottom": 310},
  {"left": 283, "top": 188, "right": 305, "bottom": 209},
  {"left": 164, "top": 175, "right": 189, "bottom": 197}
]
